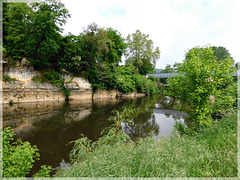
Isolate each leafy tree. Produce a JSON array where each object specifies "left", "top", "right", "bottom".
[
  {"left": 160, "top": 63, "right": 181, "bottom": 73},
  {"left": 25, "top": 0, "right": 70, "bottom": 69},
  {"left": 105, "top": 28, "right": 127, "bottom": 65},
  {"left": 3, "top": 3, "right": 33, "bottom": 59},
  {"left": 167, "top": 46, "right": 236, "bottom": 127},
  {"left": 77, "top": 23, "right": 111, "bottom": 78},
  {"left": 125, "top": 30, "right": 160, "bottom": 74},
  {"left": 3, "top": 1, "right": 70, "bottom": 69},
  {"left": 57, "top": 33, "right": 82, "bottom": 74},
  {"left": 211, "top": 46, "right": 233, "bottom": 62},
  {"left": 160, "top": 64, "right": 175, "bottom": 73},
  {"left": 235, "top": 62, "right": 239, "bottom": 69},
  {"left": 77, "top": 23, "right": 127, "bottom": 81}
]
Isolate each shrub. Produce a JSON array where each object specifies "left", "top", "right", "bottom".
[
  {"left": 92, "top": 64, "right": 160, "bottom": 95},
  {"left": 3, "top": 127, "right": 38, "bottom": 177},
  {"left": 3, "top": 75, "right": 16, "bottom": 83},
  {"left": 3, "top": 127, "right": 52, "bottom": 177},
  {"left": 167, "top": 47, "right": 236, "bottom": 127},
  {"left": 117, "top": 75, "right": 135, "bottom": 94}
]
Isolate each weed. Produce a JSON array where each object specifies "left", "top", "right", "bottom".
[{"left": 3, "top": 75, "right": 16, "bottom": 83}]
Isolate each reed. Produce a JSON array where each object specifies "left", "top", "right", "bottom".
[{"left": 55, "top": 112, "right": 237, "bottom": 178}]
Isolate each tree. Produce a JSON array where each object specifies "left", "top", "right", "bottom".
[
  {"left": 25, "top": 0, "right": 70, "bottom": 69},
  {"left": 235, "top": 62, "right": 239, "bottom": 69},
  {"left": 211, "top": 46, "right": 233, "bottom": 62},
  {"left": 125, "top": 30, "right": 160, "bottom": 74},
  {"left": 3, "top": 1, "right": 70, "bottom": 69},
  {"left": 160, "top": 63, "right": 179, "bottom": 73},
  {"left": 75, "top": 23, "right": 127, "bottom": 80},
  {"left": 105, "top": 28, "right": 127, "bottom": 65},
  {"left": 3, "top": 3, "right": 33, "bottom": 59},
  {"left": 57, "top": 33, "right": 82, "bottom": 74},
  {"left": 167, "top": 46, "right": 236, "bottom": 127},
  {"left": 77, "top": 23, "right": 111, "bottom": 78}
]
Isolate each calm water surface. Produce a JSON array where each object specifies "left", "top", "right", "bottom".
[{"left": 3, "top": 95, "right": 188, "bottom": 176}]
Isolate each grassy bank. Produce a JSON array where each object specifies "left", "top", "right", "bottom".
[{"left": 55, "top": 111, "right": 237, "bottom": 178}]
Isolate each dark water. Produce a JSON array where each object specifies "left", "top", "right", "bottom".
[{"left": 3, "top": 95, "right": 188, "bottom": 176}]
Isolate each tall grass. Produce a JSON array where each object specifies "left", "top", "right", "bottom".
[{"left": 55, "top": 112, "right": 237, "bottom": 178}]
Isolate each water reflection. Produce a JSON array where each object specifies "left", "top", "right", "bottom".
[
  {"left": 3, "top": 95, "right": 188, "bottom": 176},
  {"left": 122, "top": 96, "right": 188, "bottom": 140}
]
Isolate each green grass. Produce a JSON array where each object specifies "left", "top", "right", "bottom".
[{"left": 55, "top": 112, "right": 237, "bottom": 178}]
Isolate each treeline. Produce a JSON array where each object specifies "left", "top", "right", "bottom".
[{"left": 3, "top": 1, "right": 160, "bottom": 94}]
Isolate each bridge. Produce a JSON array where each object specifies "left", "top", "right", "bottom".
[{"left": 147, "top": 70, "right": 240, "bottom": 79}]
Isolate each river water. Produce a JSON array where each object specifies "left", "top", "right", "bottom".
[{"left": 3, "top": 95, "right": 188, "bottom": 176}]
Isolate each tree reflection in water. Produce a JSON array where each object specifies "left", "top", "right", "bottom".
[
  {"left": 121, "top": 95, "right": 189, "bottom": 140},
  {"left": 122, "top": 112, "right": 159, "bottom": 140}
]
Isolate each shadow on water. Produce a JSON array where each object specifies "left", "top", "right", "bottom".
[{"left": 3, "top": 95, "right": 189, "bottom": 176}]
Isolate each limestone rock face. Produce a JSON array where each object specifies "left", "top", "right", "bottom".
[
  {"left": 66, "top": 77, "right": 92, "bottom": 100},
  {"left": 4, "top": 58, "right": 35, "bottom": 82},
  {"left": 3, "top": 80, "right": 66, "bottom": 104},
  {"left": 93, "top": 89, "right": 118, "bottom": 99},
  {"left": 2, "top": 58, "right": 93, "bottom": 103},
  {"left": 2, "top": 58, "right": 145, "bottom": 103}
]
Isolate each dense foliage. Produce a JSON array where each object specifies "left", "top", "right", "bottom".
[
  {"left": 211, "top": 46, "right": 233, "bottom": 62},
  {"left": 3, "top": 1, "right": 70, "bottom": 69},
  {"left": 3, "top": 1, "right": 237, "bottom": 178},
  {"left": 92, "top": 64, "right": 160, "bottom": 94},
  {"left": 2, "top": 127, "right": 52, "bottom": 177},
  {"left": 167, "top": 46, "right": 236, "bottom": 126}
]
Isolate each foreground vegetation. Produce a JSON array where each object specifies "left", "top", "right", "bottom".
[
  {"left": 2, "top": 127, "right": 52, "bottom": 177},
  {"left": 55, "top": 110, "right": 237, "bottom": 178}
]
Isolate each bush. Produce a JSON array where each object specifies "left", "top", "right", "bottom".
[
  {"left": 92, "top": 64, "right": 160, "bottom": 95},
  {"left": 117, "top": 75, "right": 135, "bottom": 94},
  {"left": 3, "top": 75, "right": 16, "bottom": 83},
  {"left": 132, "top": 74, "right": 160, "bottom": 95},
  {"left": 3, "top": 127, "right": 52, "bottom": 177},
  {"left": 167, "top": 47, "right": 236, "bottom": 127}
]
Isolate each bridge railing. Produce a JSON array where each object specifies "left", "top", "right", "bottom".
[
  {"left": 147, "top": 73, "right": 178, "bottom": 79},
  {"left": 147, "top": 70, "right": 239, "bottom": 79}
]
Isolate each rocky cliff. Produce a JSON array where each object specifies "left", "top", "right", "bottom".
[
  {"left": 2, "top": 58, "right": 93, "bottom": 103},
  {"left": 2, "top": 58, "right": 145, "bottom": 104}
]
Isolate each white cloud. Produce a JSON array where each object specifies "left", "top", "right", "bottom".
[{"left": 61, "top": 0, "right": 240, "bottom": 68}]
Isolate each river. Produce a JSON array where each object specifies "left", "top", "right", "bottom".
[{"left": 3, "top": 94, "right": 189, "bottom": 176}]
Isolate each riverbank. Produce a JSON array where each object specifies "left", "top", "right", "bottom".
[
  {"left": 55, "top": 111, "right": 237, "bottom": 178},
  {"left": 2, "top": 60, "right": 145, "bottom": 104}
]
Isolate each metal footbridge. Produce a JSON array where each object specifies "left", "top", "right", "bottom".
[{"left": 147, "top": 70, "right": 240, "bottom": 79}]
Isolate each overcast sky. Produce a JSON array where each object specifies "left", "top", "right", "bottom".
[{"left": 61, "top": 0, "right": 240, "bottom": 69}]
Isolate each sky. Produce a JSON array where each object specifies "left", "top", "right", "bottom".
[{"left": 61, "top": 0, "right": 240, "bottom": 69}]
